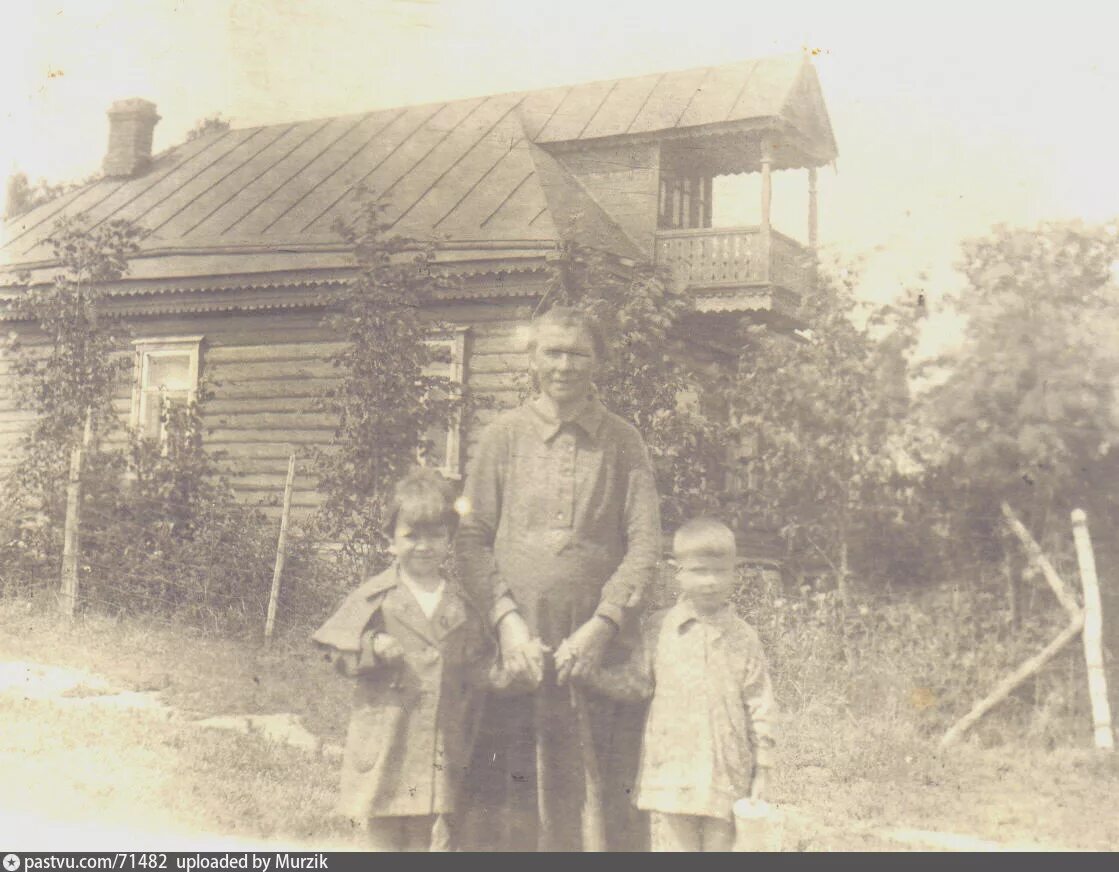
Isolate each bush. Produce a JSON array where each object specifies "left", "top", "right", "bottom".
[
  {"left": 730, "top": 564, "right": 1088, "bottom": 745},
  {"left": 74, "top": 397, "right": 292, "bottom": 633}
]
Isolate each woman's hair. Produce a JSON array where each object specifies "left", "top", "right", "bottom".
[
  {"left": 525, "top": 305, "right": 606, "bottom": 360},
  {"left": 672, "top": 516, "right": 737, "bottom": 562},
  {"left": 386, "top": 467, "right": 460, "bottom": 535}
]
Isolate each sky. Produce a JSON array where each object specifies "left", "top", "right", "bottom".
[{"left": 3, "top": 0, "right": 1118, "bottom": 354}]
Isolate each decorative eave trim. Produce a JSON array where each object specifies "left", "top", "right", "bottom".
[{"left": 0, "top": 265, "right": 553, "bottom": 321}]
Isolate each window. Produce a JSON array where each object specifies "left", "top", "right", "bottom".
[
  {"left": 658, "top": 173, "right": 713, "bottom": 230},
  {"left": 130, "top": 337, "right": 203, "bottom": 441},
  {"left": 419, "top": 329, "right": 467, "bottom": 478}
]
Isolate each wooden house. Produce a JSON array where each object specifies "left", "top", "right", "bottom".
[{"left": 0, "top": 53, "right": 837, "bottom": 521}]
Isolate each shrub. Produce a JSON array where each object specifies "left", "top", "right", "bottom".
[
  {"left": 76, "top": 394, "right": 287, "bottom": 633},
  {"left": 732, "top": 564, "right": 1089, "bottom": 745}
]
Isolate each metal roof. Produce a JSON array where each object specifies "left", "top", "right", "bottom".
[{"left": 2, "top": 53, "right": 835, "bottom": 280}]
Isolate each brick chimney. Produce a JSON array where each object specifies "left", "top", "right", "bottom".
[{"left": 103, "top": 99, "right": 160, "bottom": 177}]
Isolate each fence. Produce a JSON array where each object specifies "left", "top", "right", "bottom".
[
  {"left": 43, "top": 442, "right": 348, "bottom": 642},
  {"left": 1, "top": 434, "right": 1113, "bottom": 748}
]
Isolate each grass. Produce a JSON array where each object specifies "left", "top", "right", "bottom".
[
  {"left": 2, "top": 596, "right": 1118, "bottom": 851},
  {"left": 0, "top": 595, "right": 353, "bottom": 740}
]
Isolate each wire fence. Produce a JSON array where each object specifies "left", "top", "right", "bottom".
[{"left": 2, "top": 445, "right": 356, "bottom": 643}]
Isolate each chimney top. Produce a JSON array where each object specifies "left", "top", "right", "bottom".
[{"left": 103, "top": 98, "right": 161, "bottom": 178}]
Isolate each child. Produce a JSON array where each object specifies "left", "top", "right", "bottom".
[
  {"left": 581, "top": 517, "right": 777, "bottom": 852},
  {"left": 312, "top": 469, "right": 497, "bottom": 852}
]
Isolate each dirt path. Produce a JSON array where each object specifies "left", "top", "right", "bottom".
[{"left": 1, "top": 658, "right": 1081, "bottom": 852}]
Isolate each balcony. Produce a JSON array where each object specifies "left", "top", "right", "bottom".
[{"left": 653, "top": 226, "right": 812, "bottom": 315}]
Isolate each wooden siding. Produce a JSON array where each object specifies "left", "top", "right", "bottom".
[{"left": 0, "top": 299, "right": 539, "bottom": 523}]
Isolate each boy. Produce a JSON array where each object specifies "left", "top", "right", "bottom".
[
  {"left": 581, "top": 517, "right": 777, "bottom": 852},
  {"left": 312, "top": 469, "right": 498, "bottom": 851}
]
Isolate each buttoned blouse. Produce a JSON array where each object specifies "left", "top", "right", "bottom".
[{"left": 455, "top": 395, "right": 661, "bottom": 637}]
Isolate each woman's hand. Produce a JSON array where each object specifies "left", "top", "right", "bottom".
[
  {"left": 555, "top": 616, "right": 615, "bottom": 685},
  {"left": 498, "top": 611, "right": 548, "bottom": 688}
]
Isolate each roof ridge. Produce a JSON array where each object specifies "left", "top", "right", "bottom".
[{"left": 185, "top": 52, "right": 810, "bottom": 137}]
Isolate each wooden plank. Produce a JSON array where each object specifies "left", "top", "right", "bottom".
[
  {"left": 209, "top": 381, "right": 339, "bottom": 400},
  {"left": 264, "top": 454, "right": 298, "bottom": 646},
  {"left": 207, "top": 443, "right": 310, "bottom": 460},
  {"left": 223, "top": 470, "right": 317, "bottom": 491},
  {"left": 1071, "top": 509, "right": 1115, "bottom": 750},
  {"left": 469, "top": 352, "right": 527, "bottom": 375},
  {"left": 127, "top": 316, "right": 332, "bottom": 345},
  {"left": 471, "top": 331, "right": 530, "bottom": 355},
  {"left": 205, "top": 412, "right": 338, "bottom": 430},
  {"left": 428, "top": 301, "right": 539, "bottom": 323},
  {"left": 941, "top": 615, "right": 1084, "bottom": 747},
  {"left": 206, "top": 359, "right": 341, "bottom": 381},
  {"left": 470, "top": 371, "right": 530, "bottom": 392},
  {"left": 204, "top": 429, "right": 333, "bottom": 445},
  {"left": 206, "top": 341, "right": 349, "bottom": 363},
  {"left": 1001, "top": 502, "right": 1081, "bottom": 618},
  {"left": 215, "top": 456, "right": 316, "bottom": 475},
  {"left": 203, "top": 396, "right": 325, "bottom": 415}
]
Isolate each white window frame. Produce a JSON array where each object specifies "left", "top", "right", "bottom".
[
  {"left": 420, "top": 328, "right": 467, "bottom": 479},
  {"left": 130, "top": 336, "right": 204, "bottom": 441}
]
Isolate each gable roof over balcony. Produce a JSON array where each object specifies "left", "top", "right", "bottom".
[{"left": 1, "top": 53, "right": 834, "bottom": 291}]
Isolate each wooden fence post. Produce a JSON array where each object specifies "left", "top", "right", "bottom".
[
  {"left": 59, "top": 413, "right": 92, "bottom": 619},
  {"left": 264, "top": 453, "right": 297, "bottom": 647},
  {"left": 1000, "top": 502, "right": 1081, "bottom": 618},
  {"left": 1071, "top": 509, "right": 1114, "bottom": 751},
  {"left": 941, "top": 614, "right": 1085, "bottom": 748}
]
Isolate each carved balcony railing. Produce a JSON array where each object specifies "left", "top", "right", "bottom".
[{"left": 653, "top": 226, "right": 812, "bottom": 300}]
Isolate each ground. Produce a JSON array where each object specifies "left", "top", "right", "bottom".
[{"left": 1, "top": 599, "right": 1117, "bottom": 852}]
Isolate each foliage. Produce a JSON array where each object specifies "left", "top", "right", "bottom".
[
  {"left": 76, "top": 392, "right": 283, "bottom": 631},
  {"left": 311, "top": 194, "right": 464, "bottom": 564},
  {"left": 3, "top": 215, "right": 140, "bottom": 522},
  {"left": 185, "top": 115, "right": 232, "bottom": 141},
  {"left": 729, "top": 266, "right": 925, "bottom": 591},
  {"left": 918, "top": 220, "right": 1119, "bottom": 568},
  {"left": 3, "top": 172, "right": 95, "bottom": 220},
  {"left": 0, "top": 215, "right": 284, "bottom": 630},
  {"left": 732, "top": 565, "right": 1083, "bottom": 743},
  {"left": 542, "top": 238, "right": 731, "bottom": 528}
]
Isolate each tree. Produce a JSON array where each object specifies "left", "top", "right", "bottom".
[
  {"left": 4, "top": 172, "right": 93, "bottom": 220},
  {"left": 728, "top": 266, "right": 924, "bottom": 594},
  {"left": 919, "top": 220, "right": 1119, "bottom": 578},
  {"left": 3, "top": 216, "right": 141, "bottom": 519},
  {"left": 541, "top": 238, "right": 730, "bottom": 529},
  {"left": 312, "top": 195, "right": 464, "bottom": 562}
]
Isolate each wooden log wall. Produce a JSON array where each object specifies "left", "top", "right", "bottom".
[{"left": 0, "top": 296, "right": 540, "bottom": 522}]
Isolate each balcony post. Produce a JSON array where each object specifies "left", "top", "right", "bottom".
[
  {"left": 808, "top": 166, "right": 818, "bottom": 251},
  {"left": 808, "top": 165, "right": 819, "bottom": 292},
  {"left": 760, "top": 137, "right": 772, "bottom": 282}
]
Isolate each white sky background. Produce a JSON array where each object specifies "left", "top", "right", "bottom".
[{"left": 3, "top": 0, "right": 1118, "bottom": 355}]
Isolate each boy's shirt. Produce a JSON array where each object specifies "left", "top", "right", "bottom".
[{"left": 587, "top": 599, "right": 777, "bottom": 821}]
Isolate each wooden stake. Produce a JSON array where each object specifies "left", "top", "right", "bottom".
[
  {"left": 941, "top": 614, "right": 1085, "bottom": 747},
  {"left": 59, "top": 413, "right": 92, "bottom": 619},
  {"left": 264, "top": 453, "right": 297, "bottom": 647},
  {"left": 1071, "top": 509, "right": 1114, "bottom": 750},
  {"left": 1000, "top": 502, "right": 1081, "bottom": 618}
]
